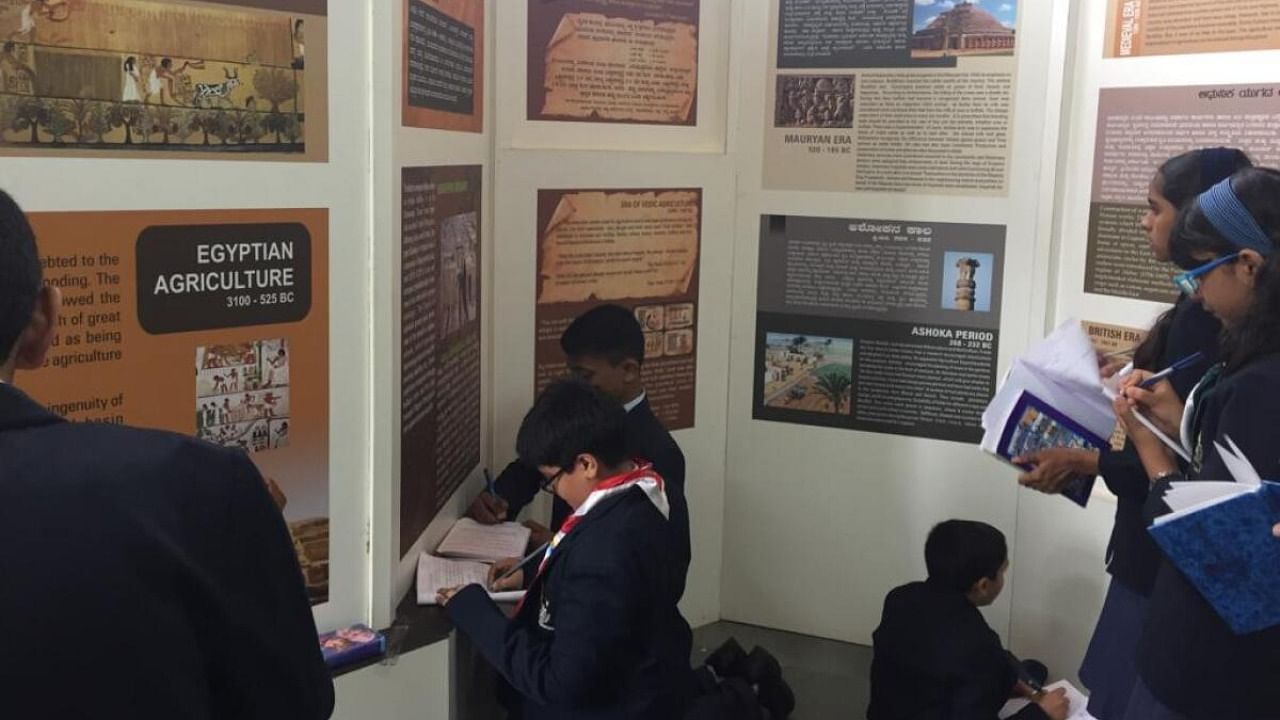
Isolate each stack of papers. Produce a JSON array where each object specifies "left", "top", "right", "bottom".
[
  {"left": 982, "top": 320, "right": 1115, "bottom": 507},
  {"left": 416, "top": 517, "right": 532, "bottom": 606},
  {"left": 416, "top": 554, "right": 525, "bottom": 606}
]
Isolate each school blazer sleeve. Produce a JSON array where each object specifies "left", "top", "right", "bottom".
[
  {"left": 1098, "top": 441, "right": 1154, "bottom": 501},
  {"left": 447, "top": 545, "right": 647, "bottom": 708},
  {"left": 494, "top": 460, "right": 542, "bottom": 520},
  {"left": 212, "top": 451, "right": 335, "bottom": 719},
  {"left": 651, "top": 444, "right": 685, "bottom": 493},
  {"left": 946, "top": 645, "right": 1048, "bottom": 720}
]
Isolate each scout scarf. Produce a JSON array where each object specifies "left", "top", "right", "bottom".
[{"left": 515, "top": 462, "right": 669, "bottom": 614}]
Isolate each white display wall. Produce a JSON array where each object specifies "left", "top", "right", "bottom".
[{"left": 720, "top": 0, "right": 1069, "bottom": 655}]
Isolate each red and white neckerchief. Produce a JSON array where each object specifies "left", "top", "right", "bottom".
[{"left": 515, "top": 462, "right": 668, "bottom": 614}]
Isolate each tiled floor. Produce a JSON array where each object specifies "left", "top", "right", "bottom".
[{"left": 691, "top": 621, "right": 872, "bottom": 719}]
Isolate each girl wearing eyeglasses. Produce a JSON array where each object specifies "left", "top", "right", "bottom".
[
  {"left": 1014, "top": 148, "right": 1250, "bottom": 720},
  {"left": 1114, "top": 166, "right": 1280, "bottom": 720}
]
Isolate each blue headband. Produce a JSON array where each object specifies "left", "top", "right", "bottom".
[{"left": 1198, "top": 177, "right": 1274, "bottom": 255}]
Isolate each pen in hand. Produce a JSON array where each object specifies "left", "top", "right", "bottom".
[
  {"left": 484, "top": 467, "right": 495, "bottom": 497},
  {"left": 491, "top": 541, "right": 550, "bottom": 590},
  {"left": 1137, "top": 351, "right": 1205, "bottom": 390}
]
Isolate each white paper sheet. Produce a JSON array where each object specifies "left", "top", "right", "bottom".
[
  {"left": 415, "top": 553, "right": 525, "bottom": 606},
  {"left": 435, "top": 518, "right": 531, "bottom": 561}
]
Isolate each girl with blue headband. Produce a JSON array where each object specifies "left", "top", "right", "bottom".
[
  {"left": 1014, "top": 148, "right": 1250, "bottom": 720},
  {"left": 1115, "top": 166, "right": 1280, "bottom": 719}
]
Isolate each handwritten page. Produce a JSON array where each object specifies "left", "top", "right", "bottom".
[
  {"left": 415, "top": 553, "right": 525, "bottom": 606},
  {"left": 999, "top": 680, "right": 1096, "bottom": 720},
  {"left": 435, "top": 518, "right": 531, "bottom": 561}
]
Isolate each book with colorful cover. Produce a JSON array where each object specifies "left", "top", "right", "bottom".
[
  {"left": 993, "top": 391, "right": 1105, "bottom": 508},
  {"left": 981, "top": 320, "right": 1115, "bottom": 508},
  {"left": 318, "top": 624, "right": 385, "bottom": 669},
  {"left": 1149, "top": 439, "right": 1280, "bottom": 635}
]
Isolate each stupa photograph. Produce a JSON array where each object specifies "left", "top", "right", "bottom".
[{"left": 912, "top": 1, "right": 1017, "bottom": 58}]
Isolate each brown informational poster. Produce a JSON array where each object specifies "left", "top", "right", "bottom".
[
  {"left": 1081, "top": 319, "right": 1148, "bottom": 449},
  {"left": 1086, "top": 84, "right": 1280, "bottom": 302},
  {"left": 16, "top": 209, "right": 331, "bottom": 603},
  {"left": 402, "top": 0, "right": 484, "bottom": 132},
  {"left": 535, "top": 189, "right": 700, "bottom": 430},
  {"left": 1105, "top": 0, "right": 1280, "bottom": 58},
  {"left": 0, "top": 0, "right": 328, "bottom": 161},
  {"left": 401, "top": 166, "right": 483, "bottom": 555},
  {"left": 526, "top": 0, "right": 699, "bottom": 126},
  {"left": 764, "top": 0, "right": 1018, "bottom": 195},
  {"left": 754, "top": 215, "right": 1005, "bottom": 443}
]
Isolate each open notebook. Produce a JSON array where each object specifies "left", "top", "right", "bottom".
[
  {"left": 999, "top": 680, "right": 1095, "bottom": 720},
  {"left": 435, "top": 518, "right": 531, "bottom": 561},
  {"left": 1148, "top": 438, "right": 1280, "bottom": 635},
  {"left": 416, "top": 553, "right": 525, "bottom": 606}
]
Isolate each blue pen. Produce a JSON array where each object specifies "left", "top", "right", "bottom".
[
  {"left": 1138, "top": 351, "right": 1205, "bottom": 389},
  {"left": 483, "top": 468, "right": 495, "bottom": 496}
]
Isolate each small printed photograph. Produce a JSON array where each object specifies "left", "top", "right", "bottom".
[
  {"left": 195, "top": 339, "right": 292, "bottom": 453},
  {"left": 912, "top": 0, "right": 1017, "bottom": 59},
  {"left": 635, "top": 305, "right": 666, "bottom": 332},
  {"left": 440, "top": 210, "right": 479, "bottom": 337},
  {"left": 763, "top": 334, "right": 855, "bottom": 415},
  {"left": 269, "top": 418, "right": 291, "bottom": 450},
  {"left": 1004, "top": 404, "right": 1095, "bottom": 460},
  {"left": 941, "top": 251, "right": 995, "bottom": 312},
  {"left": 644, "top": 331, "right": 665, "bottom": 360},
  {"left": 665, "top": 302, "right": 695, "bottom": 329},
  {"left": 664, "top": 329, "right": 695, "bottom": 357},
  {"left": 775, "top": 75, "right": 854, "bottom": 129}
]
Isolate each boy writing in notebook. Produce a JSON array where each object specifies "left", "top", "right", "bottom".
[
  {"left": 437, "top": 378, "right": 692, "bottom": 719},
  {"left": 470, "top": 304, "right": 690, "bottom": 593},
  {"left": 868, "top": 520, "right": 1068, "bottom": 720}
]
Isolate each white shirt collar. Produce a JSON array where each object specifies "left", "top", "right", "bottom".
[{"left": 623, "top": 391, "right": 646, "bottom": 413}]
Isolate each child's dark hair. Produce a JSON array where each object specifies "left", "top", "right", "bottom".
[
  {"left": 925, "top": 520, "right": 1007, "bottom": 594},
  {"left": 1170, "top": 167, "right": 1280, "bottom": 372},
  {"left": 1132, "top": 147, "right": 1252, "bottom": 371},
  {"left": 0, "top": 190, "right": 42, "bottom": 364},
  {"left": 560, "top": 304, "right": 645, "bottom": 366},
  {"left": 516, "top": 377, "right": 628, "bottom": 471}
]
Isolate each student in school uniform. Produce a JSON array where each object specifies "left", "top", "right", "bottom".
[
  {"left": 1011, "top": 147, "right": 1251, "bottom": 719},
  {"left": 1116, "top": 166, "right": 1280, "bottom": 719},
  {"left": 867, "top": 520, "right": 1070, "bottom": 720},
  {"left": 469, "top": 304, "right": 690, "bottom": 593},
  {"left": 437, "top": 378, "right": 693, "bottom": 720}
]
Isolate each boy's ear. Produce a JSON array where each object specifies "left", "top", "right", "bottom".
[{"left": 620, "top": 357, "right": 642, "bottom": 382}]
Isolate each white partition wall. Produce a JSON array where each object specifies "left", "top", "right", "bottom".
[
  {"left": 720, "top": 0, "right": 1068, "bottom": 648},
  {"left": 370, "top": 0, "right": 497, "bottom": 629}
]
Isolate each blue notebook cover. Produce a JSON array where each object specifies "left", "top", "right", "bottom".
[
  {"left": 997, "top": 391, "right": 1104, "bottom": 508},
  {"left": 1149, "top": 483, "right": 1280, "bottom": 635},
  {"left": 318, "top": 624, "right": 386, "bottom": 669}
]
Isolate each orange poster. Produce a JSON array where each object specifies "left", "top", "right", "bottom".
[
  {"left": 17, "top": 209, "right": 331, "bottom": 604},
  {"left": 1105, "top": 0, "right": 1280, "bottom": 58},
  {"left": 402, "top": 0, "right": 484, "bottom": 132}
]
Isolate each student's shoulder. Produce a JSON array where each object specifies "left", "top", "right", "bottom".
[{"left": 48, "top": 422, "right": 253, "bottom": 481}]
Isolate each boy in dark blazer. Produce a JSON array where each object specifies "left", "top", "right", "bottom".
[
  {"left": 0, "top": 190, "right": 333, "bottom": 718},
  {"left": 439, "top": 378, "right": 693, "bottom": 720},
  {"left": 470, "top": 304, "right": 690, "bottom": 594},
  {"left": 868, "top": 521, "right": 1068, "bottom": 720}
]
